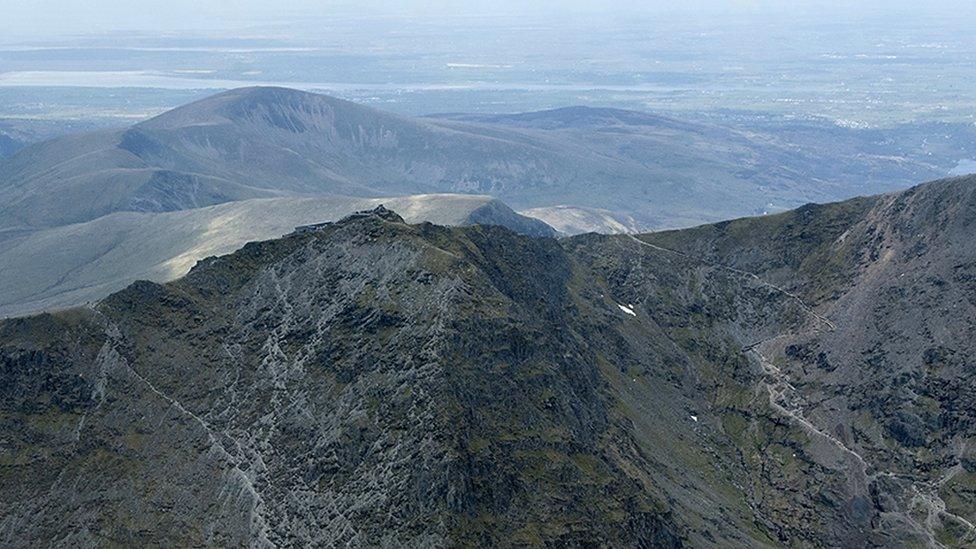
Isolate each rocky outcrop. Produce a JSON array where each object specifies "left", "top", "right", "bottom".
[
  {"left": 0, "top": 210, "right": 679, "bottom": 546},
  {"left": 2, "top": 176, "right": 975, "bottom": 546}
]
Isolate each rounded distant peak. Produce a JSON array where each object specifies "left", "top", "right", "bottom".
[
  {"left": 136, "top": 86, "right": 384, "bottom": 131},
  {"left": 215, "top": 86, "right": 349, "bottom": 110}
]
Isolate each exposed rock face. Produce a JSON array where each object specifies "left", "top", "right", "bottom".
[
  {"left": 0, "top": 208, "right": 681, "bottom": 546},
  {"left": 2, "top": 177, "right": 975, "bottom": 546},
  {"left": 638, "top": 175, "right": 976, "bottom": 546}
]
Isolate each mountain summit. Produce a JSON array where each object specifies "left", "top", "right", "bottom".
[
  {"left": 134, "top": 86, "right": 369, "bottom": 131},
  {"left": 0, "top": 193, "right": 554, "bottom": 318},
  {"left": 0, "top": 86, "right": 555, "bottom": 231},
  {"left": 2, "top": 176, "right": 974, "bottom": 546}
]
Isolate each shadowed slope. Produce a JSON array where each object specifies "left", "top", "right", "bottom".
[{"left": 1, "top": 177, "right": 975, "bottom": 545}]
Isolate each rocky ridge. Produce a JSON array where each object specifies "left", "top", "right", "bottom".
[{"left": 2, "top": 176, "right": 975, "bottom": 546}]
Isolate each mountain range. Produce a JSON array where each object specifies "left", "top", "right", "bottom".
[
  {"left": 3, "top": 86, "right": 975, "bottom": 319},
  {"left": 1, "top": 175, "right": 974, "bottom": 546},
  {"left": 2, "top": 87, "right": 971, "bottom": 236}
]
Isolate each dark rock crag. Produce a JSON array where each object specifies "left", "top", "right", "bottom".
[{"left": 2, "top": 177, "right": 975, "bottom": 546}]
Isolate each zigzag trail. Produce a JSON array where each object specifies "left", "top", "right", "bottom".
[{"left": 626, "top": 234, "right": 974, "bottom": 547}]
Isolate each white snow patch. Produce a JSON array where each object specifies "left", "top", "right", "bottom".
[{"left": 618, "top": 304, "right": 636, "bottom": 316}]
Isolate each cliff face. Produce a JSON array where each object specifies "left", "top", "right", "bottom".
[
  {"left": 2, "top": 176, "right": 975, "bottom": 547},
  {"left": 0, "top": 209, "right": 682, "bottom": 547},
  {"left": 635, "top": 175, "right": 976, "bottom": 546}
]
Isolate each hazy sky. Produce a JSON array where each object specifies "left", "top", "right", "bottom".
[{"left": 4, "top": 0, "right": 976, "bottom": 37}]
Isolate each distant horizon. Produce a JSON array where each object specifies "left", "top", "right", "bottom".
[
  {"left": 4, "top": 0, "right": 976, "bottom": 37},
  {"left": 2, "top": 0, "right": 975, "bottom": 125}
]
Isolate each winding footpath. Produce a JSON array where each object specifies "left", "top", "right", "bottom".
[{"left": 625, "top": 234, "right": 975, "bottom": 547}]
